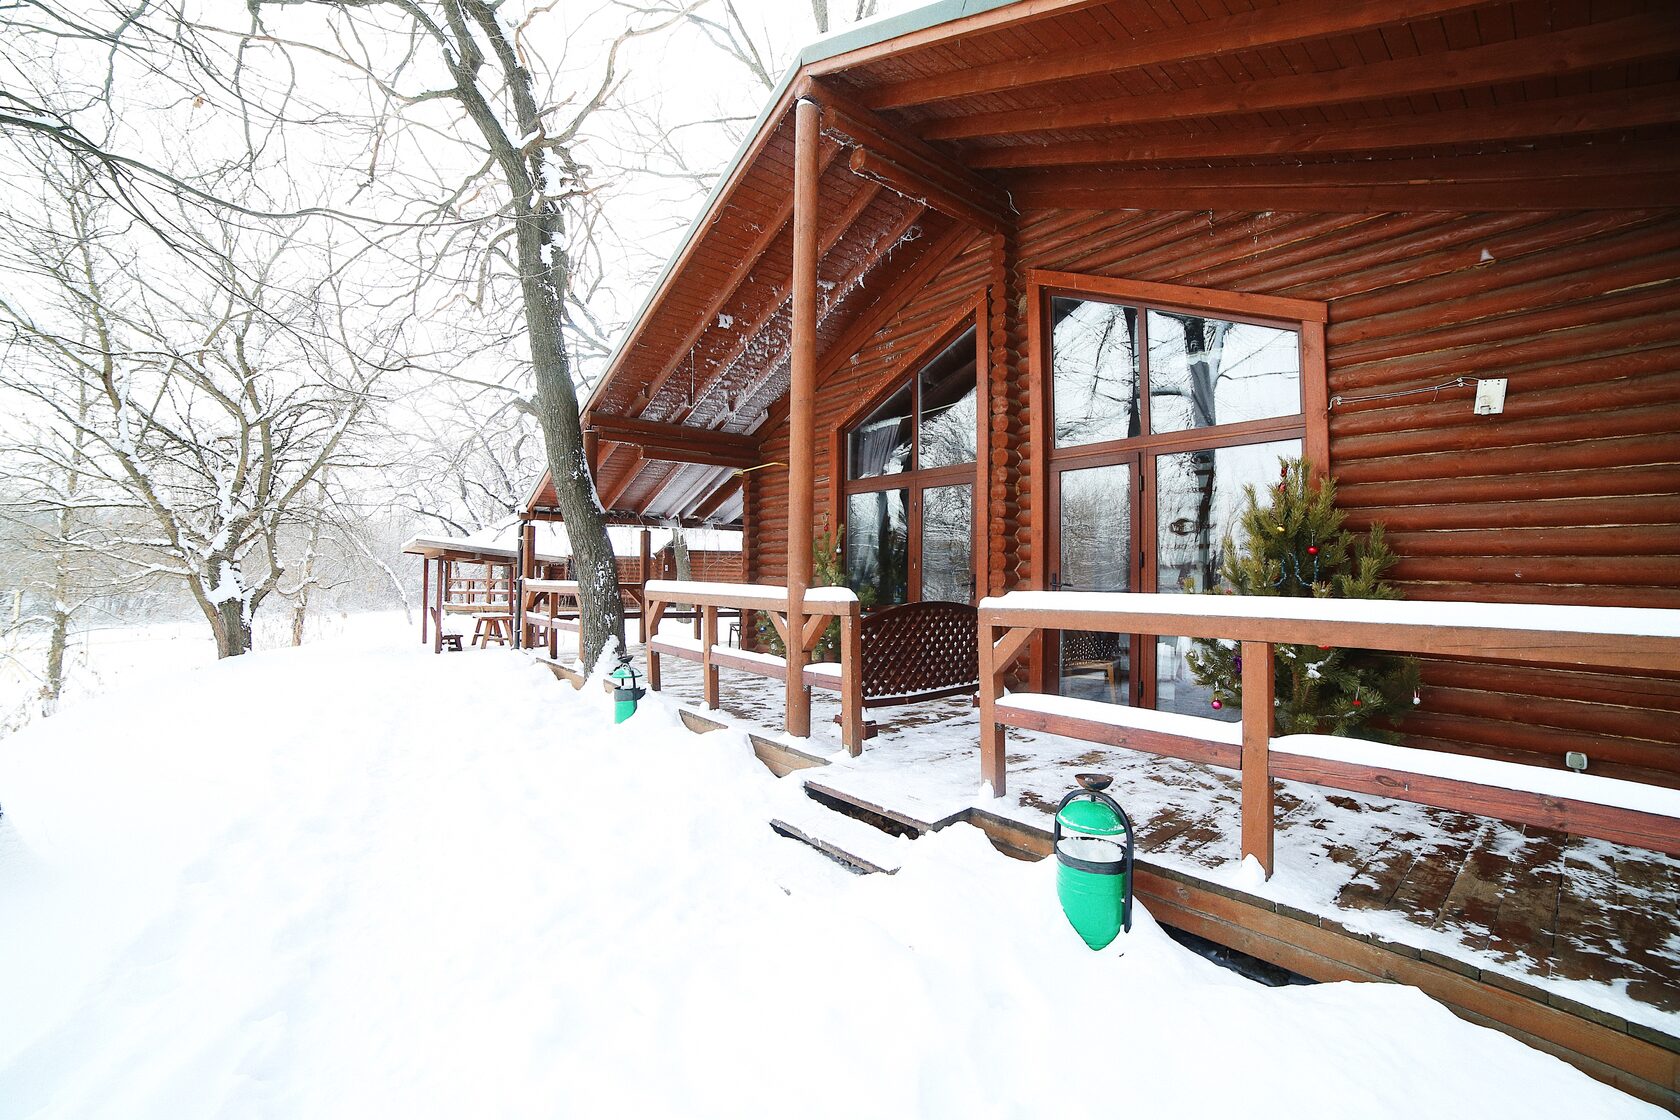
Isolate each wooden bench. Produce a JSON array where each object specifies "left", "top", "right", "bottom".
[{"left": 801, "top": 601, "right": 980, "bottom": 739}]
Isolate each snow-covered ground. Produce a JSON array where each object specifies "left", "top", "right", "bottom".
[
  {"left": 0, "top": 611, "right": 408, "bottom": 736},
  {"left": 0, "top": 624, "right": 1662, "bottom": 1118}
]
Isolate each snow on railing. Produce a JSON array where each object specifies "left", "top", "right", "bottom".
[
  {"left": 644, "top": 580, "right": 866, "bottom": 753},
  {"left": 976, "top": 591, "right": 1680, "bottom": 877}
]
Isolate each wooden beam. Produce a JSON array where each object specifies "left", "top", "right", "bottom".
[
  {"left": 1006, "top": 145, "right": 1680, "bottom": 193},
  {"left": 813, "top": 80, "right": 1012, "bottom": 223},
  {"left": 921, "top": 14, "right": 1680, "bottom": 141},
  {"left": 847, "top": 147, "right": 1007, "bottom": 232},
  {"left": 785, "top": 96, "right": 821, "bottom": 741},
  {"left": 616, "top": 441, "right": 759, "bottom": 471},
  {"left": 419, "top": 555, "right": 429, "bottom": 646},
  {"left": 691, "top": 477, "right": 743, "bottom": 520},
  {"left": 864, "top": 0, "right": 1494, "bottom": 110},
  {"left": 969, "top": 86, "right": 1680, "bottom": 170},
  {"left": 588, "top": 413, "right": 759, "bottom": 453}
]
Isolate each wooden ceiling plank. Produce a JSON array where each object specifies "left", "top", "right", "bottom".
[
  {"left": 921, "top": 12, "right": 1680, "bottom": 141},
  {"left": 598, "top": 450, "right": 644, "bottom": 511},
  {"left": 691, "top": 477, "right": 744, "bottom": 521},
  {"left": 804, "top": 0, "right": 1118, "bottom": 79},
  {"left": 967, "top": 82, "right": 1680, "bottom": 168},
  {"left": 864, "top": 0, "right": 1495, "bottom": 110},
  {"left": 1008, "top": 174, "right": 1680, "bottom": 212},
  {"left": 686, "top": 198, "right": 932, "bottom": 424}
]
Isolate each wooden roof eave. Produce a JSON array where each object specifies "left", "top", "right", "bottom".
[{"left": 580, "top": 0, "right": 1036, "bottom": 421}]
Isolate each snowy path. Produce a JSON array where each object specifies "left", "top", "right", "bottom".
[{"left": 0, "top": 628, "right": 1661, "bottom": 1118}]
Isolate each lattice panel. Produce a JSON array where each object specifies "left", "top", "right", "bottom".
[{"left": 859, "top": 601, "right": 979, "bottom": 704}]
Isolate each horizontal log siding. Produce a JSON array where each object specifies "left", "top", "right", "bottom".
[
  {"left": 746, "top": 234, "right": 992, "bottom": 587},
  {"left": 1014, "top": 206, "right": 1680, "bottom": 785}
]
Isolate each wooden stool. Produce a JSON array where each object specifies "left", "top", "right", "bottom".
[
  {"left": 440, "top": 633, "right": 463, "bottom": 652},
  {"left": 472, "top": 614, "right": 512, "bottom": 648}
]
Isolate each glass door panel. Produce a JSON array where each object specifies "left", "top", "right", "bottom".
[
  {"left": 920, "top": 483, "right": 973, "bottom": 603},
  {"left": 1056, "top": 461, "right": 1133, "bottom": 702},
  {"left": 1152, "top": 437, "right": 1301, "bottom": 721},
  {"left": 846, "top": 489, "right": 909, "bottom": 608}
]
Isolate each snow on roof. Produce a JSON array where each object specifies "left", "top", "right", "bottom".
[{"left": 403, "top": 520, "right": 742, "bottom": 562}]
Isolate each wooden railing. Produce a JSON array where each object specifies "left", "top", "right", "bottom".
[
  {"left": 644, "top": 580, "right": 867, "bottom": 754},
  {"left": 521, "top": 578, "right": 583, "bottom": 660},
  {"left": 444, "top": 571, "right": 513, "bottom": 609},
  {"left": 977, "top": 592, "right": 1680, "bottom": 876}
]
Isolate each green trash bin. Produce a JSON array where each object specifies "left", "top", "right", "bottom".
[
  {"left": 609, "top": 660, "right": 646, "bottom": 724},
  {"left": 1054, "top": 773, "right": 1135, "bottom": 951}
]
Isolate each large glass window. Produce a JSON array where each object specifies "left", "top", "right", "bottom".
[
  {"left": 843, "top": 325, "right": 979, "bottom": 606},
  {"left": 846, "top": 489, "right": 909, "bottom": 607},
  {"left": 921, "top": 484, "right": 973, "bottom": 604},
  {"left": 1052, "top": 297, "right": 1138, "bottom": 449},
  {"left": 848, "top": 383, "right": 912, "bottom": 479},
  {"left": 1046, "top": 281, "right": 1310, "bottom": 715},
  {"left": 918, "top": 332, "right": 979, "bottom": 470},
  {"left": 1147, "top": 311, "right": 1301, "bottom": 435}
]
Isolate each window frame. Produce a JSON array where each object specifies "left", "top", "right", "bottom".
[
  {"left": 1026, "top": 269, "right": 1329, "bottom": 697},
  {"left": 837, "top": 312, "right": 983, "bottom": 604}
]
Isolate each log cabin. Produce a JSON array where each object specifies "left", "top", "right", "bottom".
[{"left": 513, "top": 0, "right": 1680, "bottom": 1101}]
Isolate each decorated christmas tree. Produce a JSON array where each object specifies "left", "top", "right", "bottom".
[{"left": 1186, "top": 458, "right": 1419, "bottom": 739}]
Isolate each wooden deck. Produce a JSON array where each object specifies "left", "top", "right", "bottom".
[{"left": 524, "top": 641, "right": 1680, "bottom": 1107}]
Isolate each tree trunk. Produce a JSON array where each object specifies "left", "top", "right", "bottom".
[
  {"left": 673, "top": 528, "right": 693, "bottom": 582},
  {"left": 214, "top": 596, "right": 254, "bottom": 658},
  {"left": 447, "top": 0, "right": 627, "bottom": 672}
]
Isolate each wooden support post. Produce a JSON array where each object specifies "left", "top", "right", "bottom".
[
  {"left": 548, "top": 592, "right": 559, "bottom": 661},
  {"left": 838, "top": 608, "right": 864, "bottom": 756},
  {"left": 1241, "top": 640, "right": 1276, "bottom": 877},
  {"left": 638, "top": 528, "right": 652, "bottom": 645},
  {"left": 702, "top": 605, "right": 720, "bottom": 710},
  {"left": 977, "top": 619, "right": 1006, "bottom": 797},
  {"left": 583, "top": 426, "right": 600, "bottom": 478},
  {"left": 420, "top": 555, "right": 430, "bottom": 646},
  {"left": 785, "top": 96, "right": 820, "bottom": 740},
  {"left": 432, "top": 557, "right": 445, "bottom": 654}
]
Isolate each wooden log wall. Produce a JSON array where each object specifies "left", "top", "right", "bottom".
[{"left": 751, "top": 205, "right": 1680, "bottom": 786}]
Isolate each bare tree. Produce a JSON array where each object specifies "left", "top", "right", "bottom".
[
  {"left": 0, "top": 162, "right": 392, "bottom": 657},
  {"left": 192, "top": 0, "right": 715, "bottom": 670}
]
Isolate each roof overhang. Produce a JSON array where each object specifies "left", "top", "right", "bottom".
[{"left": 528, "top": 0, "right": 1680, "bottom": 524}]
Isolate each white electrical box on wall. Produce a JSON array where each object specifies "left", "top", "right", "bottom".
[{"left": 1474, "top": 378, "right": 1508, "bottom": 415}]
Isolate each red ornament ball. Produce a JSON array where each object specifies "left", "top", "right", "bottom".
[
  {"left": 1307, "top": 546, "right": 1318, "bottom": 556},
  {"left": 1211, "top": 699, "right": 1223, "bottom": 710},
  {"left": 1317, "top": 644, "right": 1330, "bottom": 651},
  {"left": 1352, "top": 698, "right": 1364, "bottom": 707}
]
